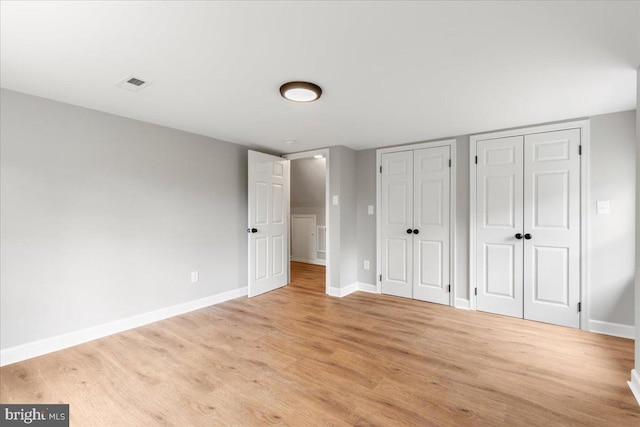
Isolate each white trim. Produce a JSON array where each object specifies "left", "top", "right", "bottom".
[
  {"left": 291, "top": 257, "right": 326, "bottom": 266},
  {"left": 284, "top": 148, "right": 331, "bottom": 295},
  {"left": 328, "top": 282, "right": 377, "bottom": 298},
  {"left": 469, "top": 119, "right": 590, "bottom": 329},
  {"left": 628, "top": 369, "right": 640, "bottom": 406},
  {"left": 376, "top": 139, "right": 457, "bottom": 306},
  {"left": 0, "top": 286, "right": 248, "bottom": 367},
  {"left": 455, "top": 298, "right": 471, "bottom": 309},
  {"left": 316, "top": 225, "right": 327, "bottom": 253},
  {"left": 328, "top": 282, "right": 358, "bottom": 298},
  {"left": 588, "top": 320, "right": 635, "bottom": 339}
]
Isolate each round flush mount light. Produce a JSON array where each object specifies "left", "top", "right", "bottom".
[{"left": 280, "top": 81, "right": 322, "bottom": 103}]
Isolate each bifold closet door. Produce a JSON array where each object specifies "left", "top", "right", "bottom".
[
  {"left": 476, "top": 136, "right": 524, "bottom": 318},
  {"left": 475, "top": 130, "right": 581, "bottom": 328},
  {"left": 523, "top": 129, "right": 581, "bottom": 328},
  {"left": 413, "top": 146, "right": 450, "bottom": 305},
  {"left": 380, "top": 151, "right": 414, "bottom": 298}
]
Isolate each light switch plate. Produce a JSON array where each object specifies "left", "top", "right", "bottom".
[
  {"left": 332, "top": 195, "right": 339, "bottom": 206},
  {"left": 191, "top": 271, "right": 199, "bottom": 283},
  {"left": 364, "top": 260, "right": 370, "bottom": 270},
  {"left": 368, "top": 205, "right": 374, "bottom": 215},
  {"left": 596, "top": 200, "right": 610, "bottom": 215}
]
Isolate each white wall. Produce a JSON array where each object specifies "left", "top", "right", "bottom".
[
  {"left": 356, "top": 110, "right": 637, "bottom": 329},
  {"left": 328, "top": 146, "right": 358, "bottom": 290},
  {"left": 356, "top": 149, "right": 376, "bottom": 286},
  {"left": 634, "top": 67, "right": 640, "bottom": 384},
  {"left": 590, "top": 110, "right": 636, "bottom": 327},
  {"left": 0, "top": 89, "right": 249, "bottom": 350}
]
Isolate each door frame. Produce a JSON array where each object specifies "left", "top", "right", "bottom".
[
  {"left": 283, "top": 148, "right": 331, "bottom": 295},
  {"left": 376, "top": 139, "right": 457, "bottom": 306},
  {"left": 469, "top": 119, "right": 590, "bottom": 329}
]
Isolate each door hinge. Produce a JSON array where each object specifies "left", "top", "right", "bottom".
[
  {"left": 447, "top": 285, "right": 451, "bottom": 293},
  {"left": 448, "top": 159, "right": 451, "bottom": 168},
  {"left": 578, "top": 302, "right": 582, "bottom": 312},
  {"left": 474, "top": 287, "right": 478, "bottom": 296},
  {"left": 475, "top": 155, "right": 478, "bottom": 164},
  {"left": 379, "top": 274, "right": 382, "bottom": 282},
  {"left": 578, "top": 145, "right": 582, "bottom": 155},
  {"left": 379, "top": 165, "right": 382, "bottom": 173}
]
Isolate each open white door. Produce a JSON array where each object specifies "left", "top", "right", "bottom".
[{"left": 248, "top": 150, "right": 289, "bottom": 297}]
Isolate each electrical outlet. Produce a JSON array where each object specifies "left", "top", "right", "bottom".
[
  {"left": 368, "top": 205, "right": 374, "bottom": 215},
  {"left": 363, "top": 260, "right": 370, "bottom": 270},
  {"left": 191, "top": 271, "right": 199, "bottom": 283}
]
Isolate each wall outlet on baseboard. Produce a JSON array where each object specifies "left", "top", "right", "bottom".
[
  {"left": 191, "top": 271, "right": 199, "bottom": 283},
  {"left": 363, "top": 260, "right": 370, "bottom": 270}
]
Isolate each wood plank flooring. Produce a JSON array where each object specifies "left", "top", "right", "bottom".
[{"left": 1, "top": 261, "right": 639, "bottom": 425}]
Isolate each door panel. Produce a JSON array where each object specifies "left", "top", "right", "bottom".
[
  {"left": 248, "top": 150, "right": 289, "bottom": 297},
  {"left": 381, "top": 151, "right": 413, "bottom": 298},
  {"left": 523, "top": 129, "right": 580, "bottom": 328},
  {"left": 476, "top": 136, "right": 524, "bottom": 318},
  {"left": 413, "top": 146, "right": 450, "bottom": 304},
  {"left": 484, "top": 244, "right": 515, "bottom": 297}
]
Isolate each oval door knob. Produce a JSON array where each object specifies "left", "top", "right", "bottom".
[
  {"left": 515, "top": 233, "right": 523, "bottom": 239},
  {"left": 413, "top": 229, "right": 419, "bottom": 234},
  {"left": 524, "top": 233, "right": 532, "bottom": 240},
  {"left": 406, "top": 229, "right": 413, "bottom": 234}
]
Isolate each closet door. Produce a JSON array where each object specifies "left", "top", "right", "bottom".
[
  {"left": 413, "top": 146, "right": 450, "bottom": 305},
  {"left": 380, "top": 151, "right": 414, "bottom": 298},
  {"left": 523, "top": 129, "right": 581, "bottom": 328},
  {"left": 476, "top": 136, "right": 524, "bottom": 318}
]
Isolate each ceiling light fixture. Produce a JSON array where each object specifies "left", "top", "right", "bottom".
[
  {"left": 280, "top": 81, "right": 322, "bottom": 103},
  {"left": 313, "top": 154, "right": 324, "bottom": 159}
]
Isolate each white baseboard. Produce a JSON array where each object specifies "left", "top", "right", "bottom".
[
  {"left": 291, "top": 257, "right": 326, "bottom": 266},
  {"left": 328, "top": 282, "right": 358, "bottom": 298},
  {"left": 328, "top": 282, "right": 377, "bottom": 298},
  {"left": 588, "top": 319, "right": 635, "bottom": 339},
  {"left": 455, "top": 298, "right": 470, "bottom": 309},
  {"left": 629, "top": 369, "right": 640, "bottom": 406},
  {"left": 0, "top": 286, "right": 248, "bottom": 367}
]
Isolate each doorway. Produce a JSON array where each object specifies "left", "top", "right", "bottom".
[{"left": 285, "top": 149, "right": 329, "bottom": 294}]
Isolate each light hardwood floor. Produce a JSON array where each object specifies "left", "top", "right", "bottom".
[{"left": 1, "top": 261, "right": 639, "bottom": 425}]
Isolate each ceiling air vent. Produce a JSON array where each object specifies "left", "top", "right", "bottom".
[{"left": 115, "top": 75, "right": 152, "bottom": 92}]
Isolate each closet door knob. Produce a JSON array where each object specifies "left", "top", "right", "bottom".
[
  {"left": 524, "top": 233, "right": 532, "bottom": 240},
  {"left": 413, "top": 229, "right": 420, "bottom": 235},
  {"left": 515, "top": 233, "right": 523, "bottom": 239},
  {"left": 406, "top": 229, "right": 413, "bottom": 234}
]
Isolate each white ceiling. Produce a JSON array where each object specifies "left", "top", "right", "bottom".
[{"left": 1, "top": 1, "right": 638, "bottom": 153}]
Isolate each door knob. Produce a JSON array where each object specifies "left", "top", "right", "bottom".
[
  {"left": 406, "top": 229, "right": 413, "bottom": 234},
  {"left": 247, "top": 228, "right": 258, "bottom": 233},
  {"left": 413, "top": 229, "right": 420, "bottom": 235},
  {"left": 524, "top": 233, "right": 532, "bottom": 240},
  {"left": 515, "top": 233, "right": 523, "bottom": 239}
]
